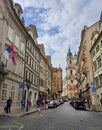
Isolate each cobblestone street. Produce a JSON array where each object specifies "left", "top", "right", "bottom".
[{"left": 0, "top": 102, "right": 102, "bottom": 130}]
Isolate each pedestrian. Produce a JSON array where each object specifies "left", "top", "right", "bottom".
[
  {"left": 100, "top": 97, "right": 102, "bottom": 106},
  {"left": 36, "top": 99, "right": 40, "bottom": 107},
  {"left": 21, "top": 98, "right": 25, "bottom": 110},
  {"left": 87, "top": 96, "right": 91, "bottom": 108},
  {"left": 26, "top": 99, "right": 32, "bottom": 111},
  {"left": 6, "top": 97, "right": 12, "bottom": 114}
]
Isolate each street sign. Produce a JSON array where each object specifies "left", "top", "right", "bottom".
[
  {"left": 91, "top": 82, "right": 96, "bottom": 96},
  {"left": 19, "top": 82, "right": 24, "bottom": 88}
]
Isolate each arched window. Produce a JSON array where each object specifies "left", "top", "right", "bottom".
[
  {"left": 70, "top": 60, "right": 72, "bottom": 64},
  {"left": 70, "top": 70, "right": 73, "bottom": 75}
]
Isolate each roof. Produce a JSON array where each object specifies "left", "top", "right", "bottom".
[{"left": 67, "top": 47, "right": 73, "bottom": 57}]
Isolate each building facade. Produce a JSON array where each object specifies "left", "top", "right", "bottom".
[
  {"left": 90, "top": 13, "right": 102, "bottom": 106},
  {"left": 24, "top": 25, "right": 40, "bottom": 106},
  {"left": 52, "top": 66, "right": 63, "bottom": 99},
  {"left": 0, "top": 0, "right": 28, "bottom": 111},
  {"left": 76, "top": 23, "right": 99, "bottom": 106},
  {"left": 63, "top": 47, "right": 78, "bottom": 99},
  {"left": 37, "top": 44, "right": 52, "bottom": 100}
]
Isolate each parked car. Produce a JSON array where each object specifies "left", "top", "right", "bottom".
[
  {"left": 48, "top": 100, "right": 57, "bottom": 108},
  {"left": 69, "top": 98, "right": 74, "bottom": 106},
  {"left": 59, "top": 99, "right": 64, "bottom": 104},
  {"left": 54, "top": 99, "right": 61, "bottom": 106},
  {"left": 73, "top": 98, "right": 86, "bottom": 110}
]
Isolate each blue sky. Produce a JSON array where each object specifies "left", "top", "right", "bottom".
[{"left": 14, "top": 0, "right": 102, "bottom": 78}]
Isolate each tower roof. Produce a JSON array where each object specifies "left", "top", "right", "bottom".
[{"left": 67, "top": 47, "right": 73, "bottom": 56}]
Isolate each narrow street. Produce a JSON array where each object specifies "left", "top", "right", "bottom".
[{"left": 0, "top": 102, "right": 102, "bottom": 130}]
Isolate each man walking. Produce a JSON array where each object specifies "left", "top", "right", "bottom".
[
  {"left": 100, "top": 97, "right": 102, "bottom": 106},
  {"left": 6, "top": 97, "right": 12, "bottom": 114}
]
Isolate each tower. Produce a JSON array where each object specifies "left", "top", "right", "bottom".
[{"left": 63, "top": 47, "right": 78, "bottom": 99}]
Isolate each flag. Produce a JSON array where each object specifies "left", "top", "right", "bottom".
[{"left": 3, "top": 44, "right": 16, "bottom": 65}]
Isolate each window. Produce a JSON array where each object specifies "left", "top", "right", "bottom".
[
  {"left": 101, "top": 40, "right": 102, "bottom": 47},
  {"left": 1, "top": 83, "right": 7, "bottom": 101},
  {"left": 97, "top": 56, "right": 101, "bottom": 68},
  {"left": 37, "top": 77, "right": 39, "bottom": 86},
  {"left": 26, "top": 55, "right": 28, "bottom": 63},
  {"left": 70, "top": 70, "right": 73, "bottom": 75},
  {"left": 29, "top": 72, "right": 31, "bottom": 82},
  {"left": 71, "top": 80, "right": 73, "bottom": 83},
  {"left": 8, "top": 26, "right": 13, "bottom": 42},
  {"left": 70, "top": 60, "right": 72, "bottom": 64},
  {"left": 92, "top": 51, "right": 95, "bottom": 57},
  {"left": 20, "top": 42, "right": 25, "bottom": 52},
  {"left": 25, "top": 70, "right": 28, "bottom": 80},
  {"left": 54, "top": 78, "right": 56, "bottom": 82},
  {"left": 99, "top": 74, "right": 102, "bottom": 85},
  {"left": 96, "top": 45, "right": 99, "bottom": 53},
  {"left": 32, "top": 74, "right": 33, "bottom": 84},
  {"left": 15, "top": 35, "right": 19, "bottom": 48},
  {"left": 95, "top": 77, "right": 99, "bottom": 88},
  {"left": 11, "top": 86, "right": 15, "bottom": 100},
  {"left": 93, "top": 61, "right": 97, "bottom": 72}
]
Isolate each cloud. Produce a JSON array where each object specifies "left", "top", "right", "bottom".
[{"left": 13, "top": 0, "right": 102, "bottom": 78}]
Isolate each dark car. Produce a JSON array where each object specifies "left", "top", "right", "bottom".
[
  {"left": 73, "top": 98, "right": 86, "bottom": 110},
  {"left": 48, "top": 100, "right": 57, "bottom": 108},
  {"left": 69, "top": 98, "right": 74, "bottom": 106}
]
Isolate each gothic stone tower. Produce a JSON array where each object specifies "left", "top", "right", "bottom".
[{"left": 64, "top": 47, "right": 78, "bottom": 99}]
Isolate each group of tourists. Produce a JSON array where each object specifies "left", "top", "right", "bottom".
[{"left": 21, "top": 98, "right": 32, "bottom": 111}]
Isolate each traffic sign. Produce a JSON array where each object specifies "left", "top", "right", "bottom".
[{"left": 91, "top": 82, "right": 96, "bottom": 95}]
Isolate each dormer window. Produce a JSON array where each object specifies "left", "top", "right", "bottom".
[
  {"left": 17, "top": 8, "right": 21, "bottom": 17},
  {"left": 14, "top": 3, "right": 23, "bottom": 18}
]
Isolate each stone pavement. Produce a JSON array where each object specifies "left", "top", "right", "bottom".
[{"left": 0, "top": 106, "right": 45, "bottom": 117}]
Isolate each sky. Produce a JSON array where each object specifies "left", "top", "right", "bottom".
[{"left": 13, "top": 0, "right": 102, "bottom": 79}]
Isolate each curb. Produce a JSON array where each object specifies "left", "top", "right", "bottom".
[
  {"left": 14, "top": 107, "right": 45, "bottom": 117},
  {"left": 86, "top": 108, "right": 102, "bottom": 112}
]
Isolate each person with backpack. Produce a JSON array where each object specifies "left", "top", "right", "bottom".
[
  {"left": 6, "top": 97, "right": 12, "bottom": 114},
  {"left": 26, "top": 99, "right": 32, "bottom": 111},
  {"left": 21, "top": 98, "right": 25, "bottom": 110}
]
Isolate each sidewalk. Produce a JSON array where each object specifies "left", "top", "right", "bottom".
[
  {"left": 86, "top": 105, "right": 102, "bottom": 112},
  {"left": 0, "top": 106, "right": 45, "bottom": 117}
]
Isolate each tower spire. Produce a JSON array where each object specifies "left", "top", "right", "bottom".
[{"left": 67, "top": 46, "right": 72, "bottom": 56}]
